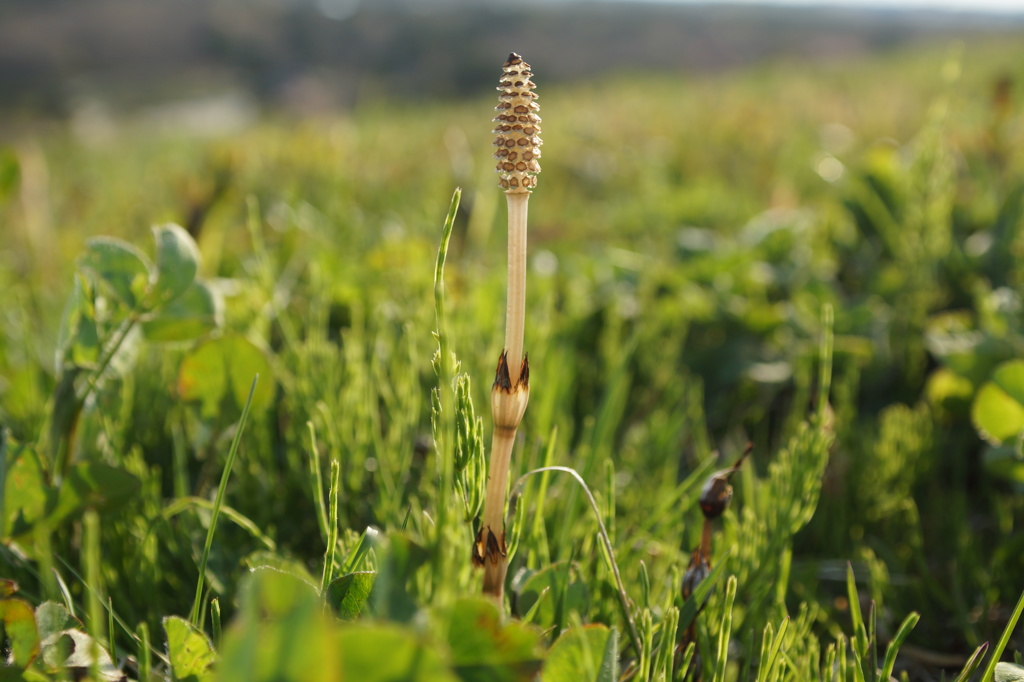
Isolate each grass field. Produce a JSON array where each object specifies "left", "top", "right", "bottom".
[{"left": 2, "top": 33, "right": 1024, "bottom": 682}]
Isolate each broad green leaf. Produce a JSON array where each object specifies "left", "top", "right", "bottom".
[
  {"left": 972, "top": 380, "right": 1024, "bottom": 446},
  {"left": 164, "top": 616, "right": 216, "bottom": 682},
  {"left": 0, "top": 597, "right": 40, "bottom": 668},
  {"left": 544, "top": 625, "right": 617, "bottom": 682},
  {"left": 148, "top": 223, "right": 200, "bottom": 307},
  {"left": 597, "top": 629, "right": 619, "bottom": 682},
  {"left": 242, "top": 567, "right": 321, "bottom": 619},
  {"left": 217, "top": 568, "right": 337, "bottom": 682},
  {"left": 243, "top": 551, "right": 317, "bottom": 585},
  {"left": 48, "top": 462, "right": 141, "bottom": 527},
  {"left": 223, "top": 337, "right": 272, "bottom": 410},
  {"left": 326, "top": 572, "right": 376, "bottom": 620},
  {"left": 34, "top": 601, "right": 79, "bottom": 641},
  {"left": 178, "top": 335, "right": 273, "bottom": 419},
  {"left": 992, "top": 361, "right": 1024, "bottom": 405},
  {"left": 336, "top": 625, "right": 458, "bottom": 682},
  {"left": 142, "top": 280, "right": 221, "bottom": 342},
  {"left": 36, "top": 602, "right": 84, "bottom": 671},
  {"left": 446, "top": 597, "right": 543, "bottom": 682},
  {"left": 178, "top": 338, "right": 228, "bottom": 417},
  {"left": 3, "top": 443, "right": 53, "bottom": 541},
  {"left": 996, "top": 662, "right": 1024, "bottom": 682},
  {"left": 80, "top": 236, "right": 152, "bottom": 309},
  {"left": 924, "top": 367, "right": 974, "bottom": 419}
]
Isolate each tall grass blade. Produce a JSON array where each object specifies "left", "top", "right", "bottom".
[
  {"left": 757, "top": 617, "right": 790, "bottom": 681},
  {"left": 137, "top": 621, "right": 151, "bottom": 682},
  {"left": 711, "top": 575, "right": 738, "bottom": 682},
  {"left": 980, "top": 587, "right": 1024, "bottom": 682},
  {"left": 846, "top": 563, "right": 869, "bottom": 664},
  {"left": 509, "top": 465, "right": 642, "bottom": 656},
  {"left": 307, "top": 421, "right": 329, "bottom": 546},
  {"left": 880, "top": 611, "right": 919, "bottom": 681},
  {"left": 0, "top": 428, "right": 6, "bottom": 540},
  {"left": 953, "top": 643, "right": 989, "bottom": 682},
  {"left": 84, "top": 509, "right": 104, "bottom": 680},
  {"left": 320, "top": 458, "right": 341, "bottom": 595},
  {"left": 189, "top": 374, "right": 259, "bottom": 625}
]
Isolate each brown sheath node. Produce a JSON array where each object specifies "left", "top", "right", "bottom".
[
  {"left": 493, "top": 351, "right": 530, "bottom": 391},
  {"left": 472, "top": 526, "right": 507, "bottom": 567}
]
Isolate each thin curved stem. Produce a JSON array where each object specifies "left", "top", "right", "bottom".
[{"left": 508, "top": 465, "right": 643, "bottom": 658}]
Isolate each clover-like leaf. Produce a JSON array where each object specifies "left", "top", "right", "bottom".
[
  {"left": 142, "top": 280, "right": 221, "bottom": 342},
  {"left": 545, "top": 625, "right": 618, "bottom": 682},
  {"left": 996, "top": 662, "right": 1024, "bottom": 682},
  {"left": 0, "top": 597, "right": 40, "bottom": 668},
  {"left": 336, "top": 625, "right": 458, "bottom": 682},
  {"left": 326, "top": 572, "right": 376, "bottom": 621},
  {"left": 80, "top": 236, "right": 152, "bottom": 309},
  {"left": 148, "top": 223, "right": 200, "bottom": 308},
  {"left": 177, "top": 334, "right": 273, "bottom": 419},
  {"left": 3, "top": 442, "right": 54, "bottom": 541},
  {"left": 446, "top": 597, "right": 543, "bottom": 682},
  {"left": 164, "top": 616, "right": 216, "bottom": 682}
]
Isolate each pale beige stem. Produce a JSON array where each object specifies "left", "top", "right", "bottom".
[
  {"left": 504, "top": 190, "right": 529, "bottom": 369},
  {"left": 480, "top": 424, "right": 516, "bottom": 596},
  {"left": 477, "top": 51, "right": 539, "bottom": 602}
]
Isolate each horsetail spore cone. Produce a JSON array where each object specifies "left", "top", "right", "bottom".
[
  {"left": 493, "top": 52, "right": 542, "bottom": 193},
  {"left": 474, "top": 53, "right": 541, "bottom": 601}
]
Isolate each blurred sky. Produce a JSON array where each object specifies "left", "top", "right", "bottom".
[{"left": 578, "top": 0, "right": 1023, "bottom": 11}]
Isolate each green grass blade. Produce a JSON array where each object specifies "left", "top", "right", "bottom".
[
  {"left": 161, "top": 497, "right": 276, "bottom": 550},
  {"left": 846, "top": 563, "right": 869, "bottom": 661},
  {"left": 0, "top": 428, "right": 6, "bottom": 540},
  {"left": 320, "top": 458, "right": 341, "bottom": 595},
  {"left": 678, "top": 641, "right": 697, "bottom": 681},
  {"left": 189, "top": 374, "right": 259, "bottom": 625},
  {"left": 712, "top": 575, "right": 738, "bottom": 682},
  {"left": 430, "top": 187, "right": 461, "bottom": 594},
  {"left": 757, "top": 621, "right": 775, "bottom": 680},
  {"left": 307, "top": 421, "right": 329, "bottom": 546},
  {"left": 211, "top": 598, "right": 221, "bottom": 648},
  {"left": 980, "top": 587, "right": 1024, "bottom": 682},
  {"left": 107, "top": 596, "right": 116, "bottom": 668},
  {"left": 340, "top": 526, "right": 381, "bottom": 575},
  {"left": 759, "top": 617, "right": 790, "bottom": 682},
  {"left": 137, "top": 621, "right": 151, "bottom": 682},
  {"left": 654, "top": 605, "right": 680, "bottom": 680},
  {"left": 509, "top": 465, "right": 642, "bottom": 657},
  {"left": 953, "top": 643, "right": 989, "bottom": 682},
  {"left": 869, "top": 602, "right": 878, "bottom": 681},
  {"left": 84, "top": 509, "right": 104, "bottom": 680},
  {"left": 880, "top": 611, "right": 919, "bottom": 681}
]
